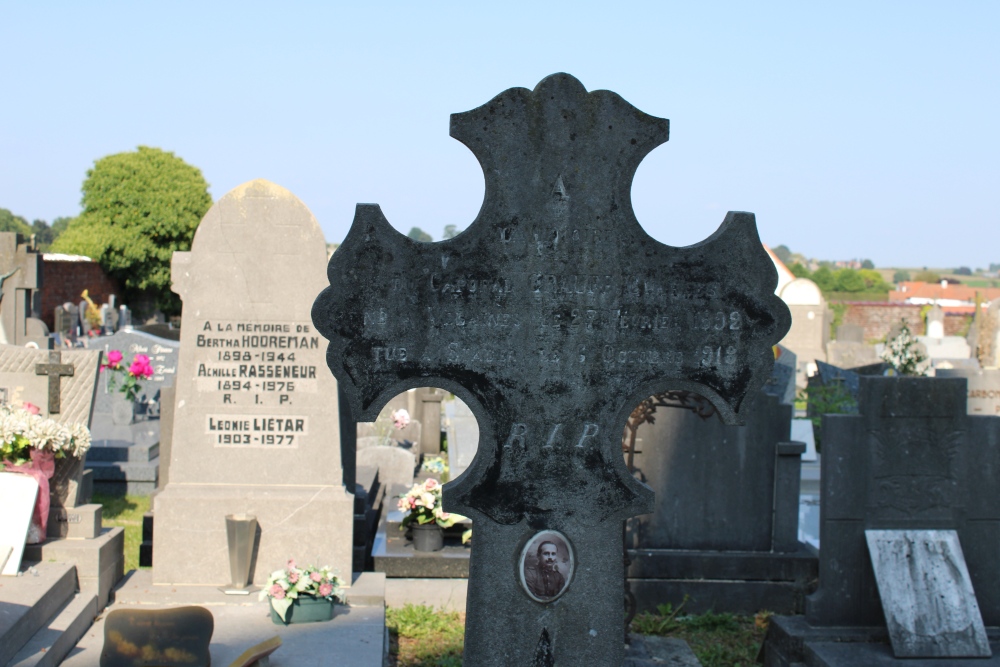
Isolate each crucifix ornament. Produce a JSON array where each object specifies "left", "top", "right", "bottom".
[{"left": 313, "top": 73, "right": 790, "bottom": 666}]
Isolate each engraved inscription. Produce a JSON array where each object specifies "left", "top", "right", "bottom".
[{"left": 193, "top": 320, "right": 321, "bottom": 447}]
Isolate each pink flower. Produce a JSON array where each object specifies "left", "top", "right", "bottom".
[
  {"left": 22, "top": 402, "right": 40, "bottom": 415},
  {"left": 270, "top": 584, "right": 285, "bottom": 599},
  {"left": 286, "top": 558, "right": 297, "bottom": 569},
  {"left": 319, "top": 583, "right": 333, "bottom": 597},
  {"left": 392, "top": 408, "right": 410, "bottom": 429},
  {"left": 288, "top": 571, "right": 299, "bottom": 584},
  {"left": 107, "top": 350, "right": 123, "bottom": 367},
  {"left": 424, "top": 478, "right": 438, "bottom": 491},
  {"left": 310, "top": 571, "right": 322, "bottom": 582},
  {"left": 133, "top": 354, "right": 150, "bottom": 366}
]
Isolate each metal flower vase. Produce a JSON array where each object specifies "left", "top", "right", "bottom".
[
  {"left": 412, "top": 523, "right": 444, "bottom": 552},
  {"left": 220, "top": 514, "right": 259, "bottom": 594}
]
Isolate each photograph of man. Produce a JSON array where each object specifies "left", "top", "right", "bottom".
[{"left": 519, "top": 529, "right": 579, "bottom": 604}]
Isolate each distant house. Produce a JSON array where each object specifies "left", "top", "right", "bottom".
[{"left": 889, "top": 281, "right": 1000, "bottom": 307}]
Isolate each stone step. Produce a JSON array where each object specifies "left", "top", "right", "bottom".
[
  {"left": 85, "top": 441, "right": 159, "bottom": 463},
  {"left": 0, "top": 562, "right": 77, "bottom": 666},
  {"left": 86, "top": 458, "right": 159, "bottom": 495},
  {"left": 6, "top": 592, "right": 97, "bottom": 667}
]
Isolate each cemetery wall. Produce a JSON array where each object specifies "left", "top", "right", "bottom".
[
  {"left": 40, "top": 256, "right": 120, "bottom": 331},
  {"left": 840, "top": 302, "right": 923, "bottom": 342}
]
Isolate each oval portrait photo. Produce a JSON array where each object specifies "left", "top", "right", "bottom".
[{"left": 519, "top": 530, "right": 574, "bottom": 603}]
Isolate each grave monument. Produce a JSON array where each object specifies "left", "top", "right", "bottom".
[
  {"left": 153, "top": 180, "right": 354, "bottom": 587},
  {"left": 313, "top": 73, "right": 791, "bottom": 665},
  {"left": 764, "top": 376, "right": 1000, "bottom": 665},
  {"left": 0, "top": 232, "right": 50, "bottom": 348}
]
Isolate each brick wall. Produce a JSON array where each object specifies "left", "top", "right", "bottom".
[
  {"left": 840, "top": 302, "right": 924, "bottom": 342},
  {"left": 945, "top": 314, "right": 972, "bottom": 337},
  {"left": 41, "top": 258, "right": 121, "bottom": 331}
]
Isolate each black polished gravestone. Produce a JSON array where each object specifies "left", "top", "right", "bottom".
[{"left": 313, "top": 73, "right": 791, "bottom": 666}]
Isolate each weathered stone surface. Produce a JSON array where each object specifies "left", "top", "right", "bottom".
[
  {"left": 0, "top": 472, "right": 39, "bottom": 575},
  {"left": 806, "top": 377, "right": 1000, "bottom": 629},
  {"left": 154, "top": 180, "right": 353, "bottom": 587},
  {"left": 866, "top": 529, "right": 990, "bottom": 658},
  {"left": 313, "top": 73, "right": 789, "bottom": 665},
  {"left": 0, "top": 345, "right": 101, "bottom": 423}
]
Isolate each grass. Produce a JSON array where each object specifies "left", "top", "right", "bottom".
[
  {"left": 631, "top": 600, "right": 770, "bottom": 667},
  {"left": 386, "top": 605, "right": 464, "bottom": 666},
  {"left": 385, "top": 603, "right": 767, "bottom": 667},
  {"left": 93, "top": 492, "right": 150, "bottom": 572}
]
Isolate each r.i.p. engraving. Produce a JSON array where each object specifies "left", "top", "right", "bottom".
[{"left": 313, "top": 73, "right": 790, "bottom": 666}]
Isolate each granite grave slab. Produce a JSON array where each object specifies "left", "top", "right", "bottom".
[{"left": 313, "top": 73, "right": 790, "bottom": 665}]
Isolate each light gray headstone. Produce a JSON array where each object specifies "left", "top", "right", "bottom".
[
  {"left": 93, "top": 329, "right": 180, "bottom": 415},
  {"left": 866, "top": 529, "right": 990, "bottom": 658},
  {"left": 927, "top": 305, "right": 945, "bottom": 339},
  {"left": 936, "top": 368, "right": 1000, "bottom": 416},
  {"left": 790, "top": 418, "right": 817, "bottom": 462},
  {"left": 0, "top": 472, "right": 39, "bottom": 576},
  {"left": 836, "top": 324, "right": 865, "bottom": 344},
  {"left": 153, "top": 179, "right": 354, "bottom": 587},
  {"left": 445, "top": 397, "right": 479, "bottom": 480},
  {"left": 357, "top": 445, "right": 415, "bottom": 495}
]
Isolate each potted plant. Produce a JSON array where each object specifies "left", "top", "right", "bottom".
[
  {"left": 0, "top": 402, "right": 92, "bottom": 542},
  {"left": 398, "top": 478, "right": 467, "bottom": 552},
  {"left": 102, "top": 349, "right": 154, "bottom": 424},
  {"left": 260, "top": 559, "right": 345, "bottom": 625}
]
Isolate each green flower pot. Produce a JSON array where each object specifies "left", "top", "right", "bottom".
[{"left": 270, "top": 596, "right": 336, "bottom": 625}]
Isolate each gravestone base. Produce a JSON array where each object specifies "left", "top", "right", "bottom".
[
  {"left": 85, "top": 428, "right": 160, "bottom": 496},
  {"left": 47, "top": 503, "right": 102, "bottom": 539},
  {"left": 628, "top": 545, "right": 818, "bottom": 615},
  {"left": 23, "top": 526, "right": 125, "bottom": 610},
  {"left": 373, "top": 509, "right": 472, "bottom": 578},
  {"left": 152, "top": 483, "right": 354, "bottom": 586},
  {"left": 763, "top": 615, "right": 1000, "bottom": 667}
]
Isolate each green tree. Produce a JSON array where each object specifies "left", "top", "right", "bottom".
[
  {"left": 811, "top": 266, "right": 836, "bottom": 292},
  {"left": 860, "top": 259, "right": 875, "bottom": 269},
  {"left": 442, "top": 224, "right": 460, "bottom": 240},
  {"left": 52, "top": 146, "right": 211, "bottom": 314},
  {"left": 834, "top": 268, "right": 866, "bottom": 292},
  {"left": 789, "top": 263, "right": 811, "bottom": 279},
  {"left": 0, "top": 208, "right": 33, "bottom": 236},
  {"left": 859, "top": 268, "right": 891, "bottom": 292},
  {"left": 772, "top": 244, "right": 792, "bottom": 264},
  {"left": 893, "top": 269, "right": 911, "bottom": 283},
  {"left": 407, "top": 227, "right": 433, "bottom": 243},
  {"left": 913, "top": 270, "right": 941, "bottom": 283}
]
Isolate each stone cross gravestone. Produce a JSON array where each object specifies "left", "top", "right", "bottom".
[
  {"left": 312, "top": 73, "right": 791, "bottom": 665},
  {"left": 0, "top": 232, "right": 49, "bottom": 348},
  {"left": 153, "top": 180, "right": 354, "bottom": 587}
]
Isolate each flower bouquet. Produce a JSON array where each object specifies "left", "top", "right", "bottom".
[
  {"left": 259, "top": 559, "right": 344, "bottom": 624},
  {"left": 0, "top": 402, "right": 93, "bottom": 542},
  {"left": 397, "top": 478, "right": 463, "bottom": 529},
  {"left": 102, "top": 349, "right": 154, "bottom": 401}
]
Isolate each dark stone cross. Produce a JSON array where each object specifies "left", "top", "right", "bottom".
[
  {"left": 35, "top": 350, "right": 74, "bottom": 414},
  {"left": 313, "top": 73, "right": 791, "bottom": 665}
]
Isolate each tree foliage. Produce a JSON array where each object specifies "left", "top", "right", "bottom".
[
  {"left": 771, "top": 244, "right": 792, "bottom": 264},
  {"left": 913, "top": 270, "right": 941, "bottom": 283},
  {"left": 407, "top": 226, "right": 433, "bottom": 243},
  {"left": 52, "top": 146, "right": 211, "bottom": 313},
  {"left": 893, "top": 269, "right": 911, "bottom": 283},
  {"left": 442, "top": 224, "right": 460, "bottom": 240},
  {"left": 0, "top": 208, "right": 33, "bottom": 236}
]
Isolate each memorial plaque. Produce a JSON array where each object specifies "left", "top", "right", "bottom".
[
  {"left": 866, "top": 529, "right": 990, "bottom": 658},
  {"left": 313, "top": 73, "right": 790, "bottom": 665},
  {"left": 100, "top": 606, "right": 213, "bottom": 667}
]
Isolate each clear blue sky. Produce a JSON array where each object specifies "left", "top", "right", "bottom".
[{"left": 2, "top": 2, "right": 997, "bottom": 268}]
